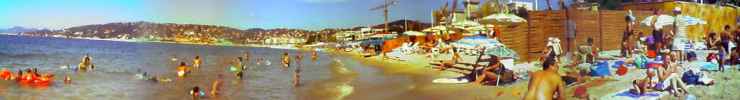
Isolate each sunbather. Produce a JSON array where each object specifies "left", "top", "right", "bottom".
[
  {"left": 632, "top": 68, "right": 658, "bottom": 95},
  {"left": 524, "top": 55, "right": 565, "bottom": 100},
  {"left": 474, "top": 55, "right": 516, "bottom": 85},
  {"left": 657, "top": 54, "right": 689, "bottom": 96}
]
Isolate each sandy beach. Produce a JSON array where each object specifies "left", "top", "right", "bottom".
[{"left": 322, "top": 47, "right": 740, "bottom": 100}]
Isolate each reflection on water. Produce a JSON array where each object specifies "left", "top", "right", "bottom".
[{"left": 298, "top": 59, "right": 356, "bottom": 100}]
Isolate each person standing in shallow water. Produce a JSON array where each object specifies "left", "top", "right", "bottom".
[
  {"left": 524, "top": 55, "right": 565, "bottom": 100},
  {"left": 282, "top": 52, "right": 290, "bottom": 68},
  {"left": 78, "top": 54, "right": 95, "bottom": 71},
  {"left": 311, "top": 50, "right": 319, "bottom": 62},
  {"left": 193, "top": 56, "right": 202, "bottom": 68}
]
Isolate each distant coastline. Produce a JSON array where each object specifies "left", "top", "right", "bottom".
[{"left": 0, "top": 34, "right": 302, "bottom": 50}]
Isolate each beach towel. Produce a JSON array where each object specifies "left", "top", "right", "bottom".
[
  {"left": 691, "top": 61, "right": 719, "bottom": 71},
  {"left": 612, "top": 61, "right": 625, "bottom": 68},
  {"left": 591, "top": 61, "right": 611, "bottom": 77},
  {"left": 614, "top": 90, "right": 662, "bottom": 100},
  {"left": 602, "top": 89, "right": 664, "bottom": 100}
]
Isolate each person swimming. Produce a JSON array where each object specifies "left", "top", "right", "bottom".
[
  {"left": 524, "top": 55, "right": 565, "bottom": 100},
  {"left": 78, "top": 54, "right": 95, "bottom": 71},
  {"left": 193, "top": 56, "right": 202, "bottom": 68},
  {"left": 177, "top": 62, "right": 189, "bottom": 77}
]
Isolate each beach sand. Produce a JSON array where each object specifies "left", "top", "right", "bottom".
[{"left": 322, "top": 48, "right": 740, "bottom": 100}]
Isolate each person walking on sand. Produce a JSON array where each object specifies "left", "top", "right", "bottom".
[{"left": 524, "top": 55, "right": 565, "bottom": 100}]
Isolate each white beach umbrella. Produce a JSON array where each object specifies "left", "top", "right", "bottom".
[{"left": 480, "top": 13, "right": 527, "bottom": 24}]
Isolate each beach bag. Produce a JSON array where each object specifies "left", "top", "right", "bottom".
[{"left": 591, "top": 61, "right": 611, "bottom": 76}]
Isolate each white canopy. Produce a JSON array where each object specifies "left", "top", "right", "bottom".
[
  {"left": 480, "top": 13, "right": 527, "bottom": 24},
  {"left": 403, "top": 31, "right": 426, "bottom": 36}
]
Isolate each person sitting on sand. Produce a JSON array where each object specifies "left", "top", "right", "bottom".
[
  {"left": 577, "top": 38, "right": 597, "bottom": 64},
  {"left": 632, "top": 68, "right": 658, "bottom": 95},
  {"left": 78, "top": 54, "right": 95, "bottom": 71},
  {"left": 657, "top": 54, "right": 688, "bottom": 96},
  {"left": 524, "top": 55, "right": 565, "bottom": 100},
  {"left": 474, "top": 55, "right": 516, "bottom": 85},
  {"left": 193, "top": 56, "right": 202, "bottom": 68}
]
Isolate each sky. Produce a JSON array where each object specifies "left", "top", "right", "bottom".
[{"left": 0, "top": 0, "right": 570, "bottom": 30}]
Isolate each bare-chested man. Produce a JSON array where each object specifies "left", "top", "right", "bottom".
[{"left": 524, "top": 56, "right": 565, "bottom": 100}]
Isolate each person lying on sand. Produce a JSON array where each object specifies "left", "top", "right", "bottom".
[{"left": 524, "top": 55, "right": 565, "bottom": 100}]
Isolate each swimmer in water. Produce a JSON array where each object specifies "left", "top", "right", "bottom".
[
  {"left": 177, "top": 62, "right": 189, "bottom": 77},
  {"left": 282, "top": 52, "right": 290, "bottom": 68},
  {"left": 193, "top": 56, "right": 202, "bottom": 68},
  {"left": 78, "top": 54, "right": 95, "bottom": 71},
  {"left": 524, "top": 55, "right": 565, "bottom": 100},
  {"left": 311, "top": 50, "right": 318, "bottom": 61}
]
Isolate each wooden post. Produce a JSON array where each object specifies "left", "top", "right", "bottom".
[{"left": 598, "top": 9, "right": 603, "bottom": 50}]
